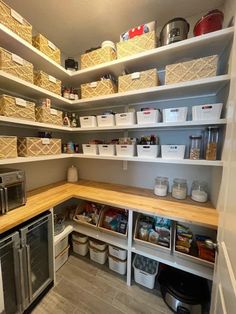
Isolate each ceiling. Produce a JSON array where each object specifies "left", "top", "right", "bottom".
[{"left": 5, "top": 0, "right": 224, "bottom": 57}]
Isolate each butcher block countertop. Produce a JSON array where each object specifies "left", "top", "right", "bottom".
[{"left": 0, "top": 180, "right": 218, "bottom": 234}]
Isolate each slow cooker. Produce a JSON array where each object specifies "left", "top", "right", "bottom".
[{"left": 160, "top": 18, "right": 190, "bottom": 46}]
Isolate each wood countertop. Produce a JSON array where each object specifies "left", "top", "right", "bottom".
[{"left": 0, "top": 180, "right": 219, "bottom": 234}]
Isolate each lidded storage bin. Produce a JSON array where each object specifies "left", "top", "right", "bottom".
[
  {"left": 35, "top": 107, "right": 63, "bottom": 125},
  {"left": 81, "top": 79, "right": 117, "bottom": 99},
  {"left": 34, "top": 70, "right": 61, "bottom": 95},
  {"left": 0, "top": 136, "right": 17, "bottom": 159},
  {"left": 17, "top": 137, "right": 61, "bottom": 157},
  {"left": 81, "top": 46, "right": 116, "bottom": 69},
  {"left": 33, "top": 34, "right": 61, "bottom": 64}
]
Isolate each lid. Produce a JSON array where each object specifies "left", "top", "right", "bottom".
[{"left": 173, "top": 178, "right": 187, "bottom": 184}]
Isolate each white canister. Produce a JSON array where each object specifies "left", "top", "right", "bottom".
[
  {"left": 172, "top": 178, "right": 187, "bottom": 200},
  {"left": 191, "top": 181, "right": 208, "bottom": 203},
  {"left": 67, "top": 165, "right": 78, "bottom": 182},
  {"left": 154, "top": 177, "right": 169, "bottom": 196}
]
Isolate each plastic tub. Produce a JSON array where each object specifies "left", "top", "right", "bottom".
[
  {"left": 98, "top": 144, "right": 116, "bottom": 156},
  {"left": 82, "top": 144, "right": 98, "bottom": 155},
  {"left": 108, "top": 255, "right": 127, "bottom": 275},
  {"left": 72, "top": 240, "right": 88, "bottom": 256},
  {"left": 89, "top": 239, "right": 107, "bottom": 251},
  {"left": 80, "top": 116, "right": 97, "bottom": 128},
  {"left": 115, "top": 112, "right": 136, "bottom": 126},
  {"left": 116, "top": 144, "right": 135, "bottom": 157},
  {"left": 89, "top": 245, "right": 108, "bottom": 265},
  {"left": 137, "top": 145, "right": 160, "bottom": 158},
  {"left": 163, "top": 107, "right": 188, "bottom": 123},
  {"left": 161, "top": 145, "right": 186, "bottom": 159},
  {"left": 192, "top": 103, "right": 223, "bottom": 121},
  {"left": 108, "top": 245, "right": 127, "bottom": 260},
  {"left": 55, "top": 245, "right": 69, "bottom": 271},
  {"left": 137, "top": 109, "right": 161, "bottom": 125},
  {"left": 97, "top": 114, "right": 115, "bottom": 127},
  {"left": 72, "top": 233, "right": 88, "bottom": 244},
  {"left": 55, "top": 235, "right": 68, "bottom": 257}
]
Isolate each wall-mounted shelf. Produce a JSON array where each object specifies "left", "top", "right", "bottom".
[{"left": 0, "top": 154, "right": 73, "bottom": 165}]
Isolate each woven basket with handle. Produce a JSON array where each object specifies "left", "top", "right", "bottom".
[
  {"left": 34, "top": 70, "right": 61, "bottom": 95},
  {"left": 33, "top": 34, "right": 61, "bottom": 65},
  {"left": 0, "top": 136, "right": 17, "bottom": 159},
  {"left": 81, "top": 79, "right": 117, "bottom": 99},
  {"left": 17, "top": 137, "right": 61, "bottom": 157},
  {"left": 35, "top": 107, "right": 63, "bottom": 125},
  {"left": 81, "top": 47, "right": 116, "bottom": 69}
]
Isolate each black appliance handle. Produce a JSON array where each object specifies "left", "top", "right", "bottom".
[
  {"left": 177, "top": 305, "right": 190, "bottom": 314},
  {"left": 4, "top": 187, "right": 8, "bottom": 213},
  {"left": 0, "top": 188, "right": 5, "bottom": 214}
]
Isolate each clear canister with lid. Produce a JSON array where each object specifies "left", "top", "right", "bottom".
[
  {"left": 154, "top": 176, "right": 169, "bottom": 196},
  {"left": 191, "top": 181, "right": 208, "bottom": 203},
  {"left": 172, "top": 178, "right": 187, "bottom": 200},
  {"left": 205, "top": 126, "right": 219, "bottom": 160},
  {"left": 189, "top": 135, "right": 202, "bottom": 160}
]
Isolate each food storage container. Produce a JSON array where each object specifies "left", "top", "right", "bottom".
[
  {"left": 163, "top": 107, "right": 188, "bottom": 123},
  {"left": 161, "top": 145, "right": 186, "bottom": 159},
  {"left": 108, "top": 245, "right": 127, "bottom": 260},
  {"left": 154, "top": 177, "right": 169, "bottom": 196},
  {"left": 33, "top": 33, "right": 61, "bottom": 64},
  {"left": 108, "top": 255, "right": 127, "bottom": 275},
  {"left": 115, "top": 112, "right": 136, "bottom": 126},
  {"left": 97, "top": 114, "right": 115, "bottom": 127},
  {"left": 137, "top": 109, "right": 161, "bottom": 125},
  {"left": 116, "top": 144, "right": 136, "bottom": 157},
  {"left": 81, "top": 79, "right": 117, "bottom": 99},
  {"left": 55, "top": 245, "right": 69, "bottom": 271},
  {"left": 172, "top": 178, "right": 188, "bottom": 200},
  {"left": 17, "top": 137, "right": 61, "bottom": 156},
  {"left": 72, "top": 239, "right": 89, "bottom": 256},
  {"left": 55, "top": 235, "right": 68, "bottom": 257},
  {"left": 193, "top": 10, "right": 224, "bottom": 36},
  {"left": 189, "top": 135, "right": 202, "bottom": 160},
  {"left": 191, "top": 181, "right": 208, "bottom": 203},
  {"left": 89, "top": 239, "right": 107, "bottom": 251},
  {"left": 82, "top": 144, "right": 98, "bottom": 155},
  {"left": 72, "top": 233, "right": 88, "bottom": 244},
  {"left": 137, "top": 145, "right": 160, "bottom": 158},
  {"left": 205, "top": 126, "right": 219, "bottom": 160},
  {"left": 80, "top": 116, "right": 97, "bottom": 128},
  {"left": 98, "top": 144, "right": 116, "bottom": 156},
  {"left": 192, "top": 103, "right": 223, "bottom": 121},
  {"left": 81, "top": 46, "right": 116, "bottom": 69},
  {"left": 89, "top": 245, "right": 108, "bottom": 265}
]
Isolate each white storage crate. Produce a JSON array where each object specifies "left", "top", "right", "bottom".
[
  {"left": 98, "top": 144, "right": 116, "bottom": 156},
  {"left": 137, "top": 145, "right": 160, "bottom": 158},
  {"left": 97, "top": 114, "right": 115, "bottom": 127},
  {"left": 108, "top": 245, "right": 127, "bottom": 261},
  {"left": 55, "top": 235, "right": 68, "bottom": 257},
  {"left": 89, "top": 239, "right": 107, "bottom": 251},
  {"left": 82, "top": 144, "right": 98, "bottom": 155},
  {"left": 89, "top": 245, "right": 108, "bottom": 265},
  {"left": 108, "top": 255, "right": 127, "bottom": 275},
  {"left": 55, "top": 245, "right": 69, "bottom": 271},
  {"left": 192, "top": 103, "right": 223, "bottom": 121},
  {"left": 161, "top": 145, "right": 186, "bottom": 159},
  {"left": 72, "top": 240, "right": 88, "bottom": 256},
  {"left": 116, "top": 144, "right": 135, "bottom": 157},
  {"left": 137, "top": 109, "right": 161, "bottom": 125},
  {"left": 72, "top": 233, "right": 88, "bottom": 244},
  {"left": 80, "top": 116, "right": 97, "bottom": 128},
  {"left": 115, "top": 112, "right": 136, "bottom": 126},
  {"left": 163, "top": 107, "right": 188, "bottom": 123}
]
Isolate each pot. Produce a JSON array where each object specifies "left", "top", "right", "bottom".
[
  {"left": 193, "top": 10, "right": 224, "bottom": 36},
  {"left": 160, "top": 18, "right": 190, "bottom": 46}
]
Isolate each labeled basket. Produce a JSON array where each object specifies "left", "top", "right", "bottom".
[
  {"left": 17, "top": 137, "right": 61, "bottom": 157},
  {"left": 0, "top": 136, "right": 17, "bottom": 159},
  {"left": 0, "top": 0, "right": 32, "bottom": 43},
  {"left": 117, "top": 31, "right": 156, "bottom": 59},
  {"left": 33, "top": 34, "right": 61, "bottom": 64},
  {"left": 0, "top": 47, "right": 34, "bottom": 83},
  {"left": 165, "top": 55, "right": 218, "bottom": 85},
  {"left": 81, "top": 46, "right": 116, "bottom": 69},
  {"left": 118, "top": 69, "right": 159, "bottom": 92},
  {"left": 81, "top": 79, "right": 117, "bottom": 99},
  {"left": 35, "top": 107, "right": 63, "bottom": 125},
  {"left": 34, "top": 70, "right": 61, "bottom": 95},
  {"left": 0, "top": 94, "right": 35, "bottom": 121}
]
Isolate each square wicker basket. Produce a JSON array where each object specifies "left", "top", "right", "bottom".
[
  {"left": 34, "top": 70, "right": 61, "bottom": 95},
  {"left": 118, "top": 69, "right": 159, "bottom": 92},
  {"left": 33, "top": 34, "right": 61, "bottom": 65},
  {"left": 165, "top": 55, "right": 219, "bottom": 85},
  {"left": 117, "top": 31, "right": 156, "bottom": 59},
  {"left": 35, "top": 107, "right": 63, "bottom": 125},
  {"left": 0, "top": 94, "right": 35, "bottom": 121},
  {"left": 0, "top": 0, "right": 32, "bottom": 43},
  {"left": 0, "top": 136, "right": 17, "bottom": 159},
  {"left": 81, "top": 47, "right": 116, "bottom": 69},
  {"left": 81, "top": 79, "right": 117, "bottom": 99},
  {"left": 0, "top": 47, "right": 34, "bottom": 83},
  {"left": 17, "top": 137, "right": 62, "bottom": 157}
]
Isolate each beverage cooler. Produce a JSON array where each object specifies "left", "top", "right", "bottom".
[{"left": 0, "top": 212, "right": 54, "bottom": 314}]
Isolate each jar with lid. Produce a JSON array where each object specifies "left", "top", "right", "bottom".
[
  {"left": 191, "top": 181, "right": 208, "bottom": 203},
  {"left": 205, "top": 126, "right": 219, "bottom": 160},
  {"left": 172, "top": 178, "right": 187, "bottom": 200},
  {"left": 189, "top": 135, "right": 202, "bottom": 160},
  {"left": 154, "top": 177, "right": 169, "bottom": 196}
]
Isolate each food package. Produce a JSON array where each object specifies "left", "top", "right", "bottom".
[
  {"left": 102, "top": 208, "right": 128, "bottom": 234},
  {"left": 73, "top": 202, "right": 105, "bottom": 226},
  {"left": 120, "top": 21, "right": 156, "bottom": 41}
]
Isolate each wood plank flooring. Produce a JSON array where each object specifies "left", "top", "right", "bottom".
[{"left": 32, "top": 255, "right": 172, "bottom": 314}]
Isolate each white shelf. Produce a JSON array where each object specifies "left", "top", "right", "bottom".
[
  {"left": 54, "top": 224, "right": 73, "bottom": 245},
  {"left": 0, "top": 154, "right": 73, "bottom": 165}
]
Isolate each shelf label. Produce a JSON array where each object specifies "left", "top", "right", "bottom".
[
  {"left": 41, "top": 138, "right": 50, "bottom": 145},
  {"left": 131, "top": 72, "right": 140, "bottom": 80},
  {"left": 12, "top": 53, "right": 24, "bottom": 65},
  {"left": 48, "top": 40, "right": 56, "bottom": 51},
  {"left": 89, "top": 82, "right": 97, "bottom": 88},
  {"left": 15, "top": 98, "right": 27, "bottom": 107},
  {"left": 10, "top": 9, "right": 24, "bottom": 24},
  {"left": 50, "top": 108, "right": 58, "bottom": 116},
  {"left": 48, "top": 75, "right": 57, "bottom": 83}
]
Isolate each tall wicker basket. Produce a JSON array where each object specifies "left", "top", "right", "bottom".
[{"left": 0, "top": 136, "right": 17, "bottom": 159}]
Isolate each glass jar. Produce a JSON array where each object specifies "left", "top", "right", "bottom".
[
  {"left": 205, "top": 126, "right": 219, "bottom": 160},
  {"left": 154, "top": 176, "right": 169, "bottom": 196},
  {"left": 172, "top": 178, "right": 187, "bottom": 200},
  {"left": 189, "top": 135, "right": 202, "bottom": 160},
  {"left": 191, "top": 181, "right": 208, "bottom": 203}
]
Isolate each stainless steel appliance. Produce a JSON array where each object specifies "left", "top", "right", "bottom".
[
  {"left": 0, "top": 212, "right": 54, "bottom": 314},
  {"left": 0, "top": 168, "right": 26, "bottom": 215},
  {"left": 160, "top": 18, "right": 190, "bottom": 46}
]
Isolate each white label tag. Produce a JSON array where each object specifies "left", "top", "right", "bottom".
[
  {"left": 12, "top": 53, "right": 23, "bottom": 65},
  {"left": 48, "top": 75, "right": 56, "bottom": 83},
  {"left": 41, "top": 138, "right": 50, "bottom": 145},
  {"left": 48, "top": 40, "right": 56, "bottom": 51},
  {"left": 50, "top": 108, "right": 58, "bottom": 116},
  {"left": 89, "top": 82, "right": 97, "bottom": 88},
  {"left": 15, "top": 98, "right": 26, "bottom": 107},
  {"left": 10, "top": 9, "right": 24, "bottom": 24},
  {"left": 131, "top": 72, "right": 140, "bottom": 80}
]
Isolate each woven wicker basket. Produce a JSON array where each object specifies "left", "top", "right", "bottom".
[
  {"left": 165, "top": 55, "right": 218, "bottom": 85},
  {"left": 118, "top": 69, "right": 159, "bottom": 92},
  {"left": 17, "top": 137, "right": 61, "bottom": 157},
  {"left": 33, "top": 34, "right": 61, "bottom": 65},
  {"left": 0, "top": 47, "right": 34, "bottom": 83},
  {"left": 81, "top": 47, "right": 116, "bottom": 69},
  {"left": 35, "top": 107, "right": 63, "bottom": 125},
  {"left": 81, "top": 79, "right": 117, "bottom": 99},
  {"left": 0, "top": 94, "right": 35, "bottom": 121},
  {"left": 0, "top": 0, "right": 32, "bottom": 43},
  {"left": 34, "top": 70, "right": 61, "bottom": 95},
  {"left": 117, "top": 31, "right": 156, "bottom": 59},
  {"left": 0, "top": 136, "right": 17, "bottom": 159}
]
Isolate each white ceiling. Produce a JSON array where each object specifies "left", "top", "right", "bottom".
[{"left": 5, "top": 0, "right": 224, "bottom": 57}]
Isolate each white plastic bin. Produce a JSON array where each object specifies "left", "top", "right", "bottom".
[
  {"left": 116, "top": 144, "right": 135, "bottom": 157},
  {"left": 98, "top": 144, "right": 116, "bottom": 156},
  {"left": 163, "top": 107, "right": 188, "bottom": 123},
  {"left": 97, "top": 114, "right": 115, "bottom": 127},
  {"left": 55, "top": 235, "right": 68, "bottom": 257},
  {"left": 55, "top": 245, "right": 69, "bottom": 272},
  {"left": 137, "top": 145, "right": 160, "bottom": 158},
  {"left": 137, "top": 109, "right": 161, "bottom": 125},
  {"left": 72, "top": 233, "right": 88, "bottom": 244},
  {"left": 108, "top": 245, "right": 127, "bottom": 260},
  {"left": 192, "top": 103, "right": 223, "bottom": 121},
  {"left": 115, "top": 112, "right": 136, "bottom": 126},
  {"left": 82, "top": 144, "right": 98, "bottom": 155},
  {"left": 89, "top": 239, "right": 107, "bottom": 250},
  {"left": 108, "top": 255, "right": 127, "bottom": 275},
  {"left": 161, "top": 145, "right": 186, "bottom": 159},
  {"left": 80, "top": 116, "right": 97, "bottom": 128},
  {"left": 89, "top": 245, "right": 108, "bottom": 264},
  {"left": 72, "top": 240, "right": 88, "bottom": 256}
]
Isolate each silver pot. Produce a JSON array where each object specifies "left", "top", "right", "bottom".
[{"left": 160, "top": 18, "right": 190, "bottom": 46}]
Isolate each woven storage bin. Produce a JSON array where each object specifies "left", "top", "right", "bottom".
[
  {"left": 0, "top": 0, "right": 32, "bottom": 43},
  {"left": 81, "top": 79, "right": 117, "bottom": 99},
  {"left": 17, "top": 137, "right": 61, "bottom": 157},
  {"left": 35, "top": 107, "right": 63, "bottom": 125},
  {"left": 81, "top": 47, "right": 116, "bottom": 69},
  {"left": 118, "top": 69, "right": 159, "bottom": 92},
  {"left": 34, "top": 71, "right": 61, "bottom": 95},
  {"left": 0, "top": 136, "right": 17, "bottom": 159},
  {"left": 117, "top": 31, "right": 156, "bottom": 59},
  {"left": 0, "top": 47, "right": 33, "bottom": 83},
  {"left": 33, "top": 34, "right": 61, "bottom": 65},
  {"left": 165, "top": 55, "right": 218, "bottom": 85}
]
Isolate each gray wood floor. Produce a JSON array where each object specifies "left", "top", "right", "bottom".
[{"left": 32, "top": 255, "right": 172, "bottom": 314}]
